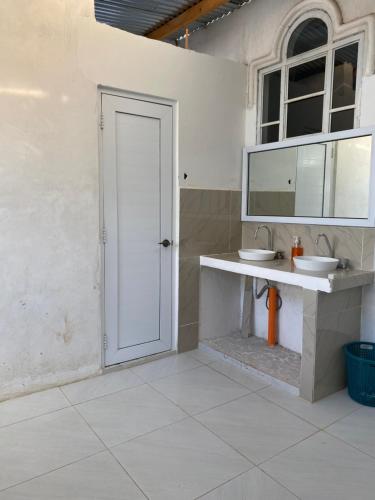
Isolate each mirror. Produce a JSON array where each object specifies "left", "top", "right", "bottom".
[{"left": 246, "top": 134, "right": 373, "bottom": 221}]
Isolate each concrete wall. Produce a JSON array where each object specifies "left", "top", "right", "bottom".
[
  {"left": 0, "top": 0, "right": 246, "bottom": 399},
  {"left": 190, "top": 0, "right": 375, "bottom": 345}
]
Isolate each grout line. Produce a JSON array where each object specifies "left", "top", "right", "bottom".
[
  {"left": 323, "top": 427, "right": 375, "bottom": 462},
  {"left": 60, "top": 379, "right": 146, "bottom": 406},
  {"left": 193, "top": 469, "right": 254, "bottom": 500},
  {"left": 62, "top": 358, "right": 205, "bottom": 406},
  {"left": 108, "top": 415, "right": 191, "bottom": 449},
  {"left": 257, "top": 428, "right": 321, "bottom": 468},
  {"left": 318, "top": 405, "right": 363, "bottom": 430},
  {"left": 0, "top": 404, "right": 74, "bottom": 431},
  {"left": 254, "top": 390, "right": 322, "bottom": 430},
  {"left": 190, "top": 411, "right": 255, "bottom": 465},
  {"left": 208, "top": 361, "right": 271, "bottom": 392},
  {"left": 70, "top": 405, "right": 150, "bottom": 499},
  {"left": 258, "top": 467, "right": 302, "bottom": 500},
  {"left": 132, "top": 360, "right": 204, "bottom": 384},
  {"left": 0, "top": 449, "right": 106, "bottom": 494},
  {"left": 72, "top": 383, "right": 190, "bottom": 449}
]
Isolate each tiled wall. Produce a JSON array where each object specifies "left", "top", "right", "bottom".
[
  {"left": 243, "top": 222, "right": 375, "bottom": 271},
  {"left": 178, "top": 188, "right": 242, "bottom": 352},
  {"left": 243, "top": 221, "right": 375, "bottom": 347},
  {"left": 179, "top": 192, "right": 375, "bottom": 353}
]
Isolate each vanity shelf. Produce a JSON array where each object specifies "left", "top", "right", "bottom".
[{"left": 199, "top": 253, "right": 374, "bottom": 402}]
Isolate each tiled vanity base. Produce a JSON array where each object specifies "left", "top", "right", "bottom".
[
  {"left": 300, "top": 288, "right": 362, "bottom": 402},
  {"left": 201, "top": 333, "right": 301, "bottom": 388},
  {"left": 200, "top": 264, "right": 364, "bottom": 402}
]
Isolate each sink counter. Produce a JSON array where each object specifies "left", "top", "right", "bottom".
[
  {"left": 200, "top": 253, "right": 374, "bottom": 293},
  {"left": 199, "top": 252, "right": 373, "bottom": 402}
]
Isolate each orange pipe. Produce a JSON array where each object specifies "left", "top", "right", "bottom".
[{"left": 268, "top": 287, "right": 278, "bottom": 347}]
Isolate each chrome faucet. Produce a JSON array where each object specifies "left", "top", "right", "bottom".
[
  {"left": 255, "top": 225, "right": 273, "bottom": 251},
  {"left": 315, "top": 233, "right": 334, "bottom": 258}
]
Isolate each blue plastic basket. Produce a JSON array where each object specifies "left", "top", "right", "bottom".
[{"left": 344, "top": 342, "right": 375, "bottom": 406}]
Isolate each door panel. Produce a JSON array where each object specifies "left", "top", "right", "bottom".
[{"left": 102, "top": 94, "right": 173, "bottom": 365}]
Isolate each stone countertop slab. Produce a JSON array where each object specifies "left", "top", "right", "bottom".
[{"left": 200, "top": 253, "right": 374, "bottom": 293}]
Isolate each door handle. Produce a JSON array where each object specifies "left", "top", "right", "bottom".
[{"left": 158, "top": 239, "right": 172, "bottom": 248}]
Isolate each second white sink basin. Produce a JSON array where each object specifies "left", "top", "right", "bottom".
[
  {"left": 294, "top": 256, "right": 339, "bottom": 272},
  {"left": 238, "top": 249, "right": 276, "bottom": 261}
]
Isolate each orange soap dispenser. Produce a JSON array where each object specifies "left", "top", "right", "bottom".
[{"left": 291, "top": 236, "right": 304, "bottom": 260}]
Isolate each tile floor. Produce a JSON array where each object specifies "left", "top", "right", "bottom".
[{"left": 0, "top": 349, "right": 374, "bottom": 499}]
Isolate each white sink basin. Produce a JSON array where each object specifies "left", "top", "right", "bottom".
[
  {"left": 238, "top": 249, "right": 276, "bottom": 261},
  {"left": 294, "top": 256, "right": 339, "bottom": 272}
]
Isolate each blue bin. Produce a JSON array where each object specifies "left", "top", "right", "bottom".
[{"left": 344, "top": 342, "right": 375, "bottom": 406}]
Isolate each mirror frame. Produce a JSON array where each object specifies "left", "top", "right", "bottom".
[{"left": 242, "top": 127, "right": 375, "bottom": 227}]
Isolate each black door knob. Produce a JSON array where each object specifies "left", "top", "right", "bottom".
[{"left": 158, "top": 239, "right": 171, "bottom": 248}]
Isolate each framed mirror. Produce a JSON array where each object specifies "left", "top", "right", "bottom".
[{"left": 242, "top": 127, "right": 375, "bottom": 226}]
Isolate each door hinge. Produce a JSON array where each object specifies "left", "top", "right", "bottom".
[
  {"left": 103, "top": 333, "right": 108, "bottom": 350},
  {"left": 99, "top": 112, "right": 104, "bottom": 130},
  {"left": 101, "top": 226, "right": 107, "bottom": 245}
]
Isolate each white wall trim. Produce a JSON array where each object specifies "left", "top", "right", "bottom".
[{"left": 248, "top": 0, "right": 375, "bottom": 107}]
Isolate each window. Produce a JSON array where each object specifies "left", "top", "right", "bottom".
[{"left": 259, "top": 16, "right": 361, "bottom": 144}]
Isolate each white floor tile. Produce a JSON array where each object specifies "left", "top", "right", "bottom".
[
  {"left": 130, "top": 353, "right": 201, "bottom": 382},
  {"left": 0, "top": 389, "right": 70, "bottom": 428},
  {"left": 0, "top": 407, "right": 104, "bottom": 491},
  {"left": 209, "top": 360, "right": 270, "bottom": 391},
  {"left": 327, "top": 405, "right": 375, "bottom": 457},
  {"left": 0, "top": 451, "right": 146, "bottom": 499},
  {"left": 112, "top": 418, "right": 251, "bottom": 500},
  {"left": 199, "top": 468, "right": 298, "bottom": 500},
  {"left": 150, "top": 365, "right": 250, "bottom": 415},
  {"left": 61, "top": 368, "right": 143, "bottom": 404},
  {"left": 188, "top": 348, "right": 222, "bottom": 364},
  {"left": 76, "top": 384, "right": 186, "bottom": 447},
  {"left": 196, "top": 393, "right": 316, "bottom": 464},
  {"left": 262, "top": 431, "right": 375, "bottom": 500},
  {"left": 258, "top": 386, "right": 360, "bottom": 428}
]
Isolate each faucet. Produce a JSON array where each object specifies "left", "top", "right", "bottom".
[
  {"left": 255, "top": 225, "right": 273, "bottom": 251},
  {"left": 315, "top": 233, "right": 334, "bottom": 258}
]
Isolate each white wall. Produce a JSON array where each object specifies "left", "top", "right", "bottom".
[
  {"left": 190, "top": 0, "right": 375, "bottom": 142},
  {"left": 0, "top": 0, "right": 246, "bottom": 399},
  {"left": 190, "top": 0, "right": 375, "bottom": 64}
]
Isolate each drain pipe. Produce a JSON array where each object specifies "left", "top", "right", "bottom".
[{"left": 254, "top": 279, "right": 282, "bottom": 347}]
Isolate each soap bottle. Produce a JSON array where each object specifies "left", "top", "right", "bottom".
[{"left": 291, "top": 236, "right": 303, "bottom": 259}]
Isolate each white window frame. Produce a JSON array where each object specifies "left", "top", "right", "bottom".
[
  {"left": 257, "top": 12, "right": 364, "bottom": 145},
  {"left": 242, "top": 126, "right": 375, "bottom": 227}
]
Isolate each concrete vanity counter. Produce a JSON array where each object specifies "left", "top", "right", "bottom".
[
  {"left": 200, "top": 253, "right": 374, "bottom": 293},
  {"left": 199, "top": 253, "right": 374, "bottom": 402}
]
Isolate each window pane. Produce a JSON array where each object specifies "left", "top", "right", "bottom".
[
  {"left": 287, "top": 95, "right": 323, "bottom": 137},
  {"left": 261, "top": 124, "right": 279, "bottom": 144},
  {"left": 262, "top": 71, "right": 281, "bottom": 123},
  {"left": 288, "top": 57, "right": 326, "bottom": 99},
  {"left": 330, "top": 109, "right": 355, "bottom": 132},
  {"left": 332, "top": 43, "right": 358, "bottom": 109},
  {"left": 287, "top": 18, "right": 328, "bottom": 58}
]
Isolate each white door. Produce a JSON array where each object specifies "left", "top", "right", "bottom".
[{"left": 101, "top": 93, "right": 173, "bottom": 366}]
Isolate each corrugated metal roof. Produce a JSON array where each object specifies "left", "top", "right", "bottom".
[{"left": 94, "top": 0, "right": 251, "bottom": 43}]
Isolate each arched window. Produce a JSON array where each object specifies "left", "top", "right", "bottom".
[
  {"left": 287, "top": 18, "right": 328, "bottom": 57},
  {"left": 258, "top": 14, "right": 361, "bottom": 144}
]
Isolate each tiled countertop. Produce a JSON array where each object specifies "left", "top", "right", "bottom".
[{"left": 200, "top": 253, "right": 374, "bottom": 293}]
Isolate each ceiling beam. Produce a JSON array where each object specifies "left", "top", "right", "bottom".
[{"left": 146, "top": 0, "right": 230, "bottom": 40}]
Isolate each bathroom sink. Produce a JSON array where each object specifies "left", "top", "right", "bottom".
[
  {"left": 238, "top": 249, "right": 276, "bottom": 261},
  {"left": 293, "top": 256, "right": 339, "bottom": 272}
]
